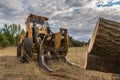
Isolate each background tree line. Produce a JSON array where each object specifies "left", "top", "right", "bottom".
[
  {"left": 0, "top": 23, "right": 89, "bottom": 48},
  {"left": 0, "top": 24, "right": 25, "bottom": 48},
  {"left": 69, "top": 37, "right": 89, "bottom": 47}
]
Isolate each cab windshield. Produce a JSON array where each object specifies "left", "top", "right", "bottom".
[{"left": 30, "top": 18, "right": 48, "bottom": 29}]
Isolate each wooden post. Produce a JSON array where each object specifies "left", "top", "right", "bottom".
[{"left": 76, "top": 47, "right": 77, "bottom": 56}]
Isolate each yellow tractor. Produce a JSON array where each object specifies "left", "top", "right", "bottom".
[{"left": 17, "top": 14, "right": 72, "bottom": 72}]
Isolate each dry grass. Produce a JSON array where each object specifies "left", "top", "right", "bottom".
[
  {"left": 68, "top": 46, "right": 88, "bottom": 68},
  {"left": 0, "top": 47, "right": 113, "bottom": 80}
]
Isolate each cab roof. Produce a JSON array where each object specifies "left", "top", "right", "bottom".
[{"left": 28, "top": 14, "right": 49, "bottom": 21}]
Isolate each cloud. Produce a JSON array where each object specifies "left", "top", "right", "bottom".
[
  {"left": 0, "top": 0, "right": 120, "bottom": 41},
  {"left": 0, "top": 0, "right": 28, "bottom": 26}
]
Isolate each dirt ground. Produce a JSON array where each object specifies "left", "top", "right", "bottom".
[{"left": 0, "top": 47, "right": 113, "bottom": 80}]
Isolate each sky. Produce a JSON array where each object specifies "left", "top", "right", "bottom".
[{"left": 0, "top": 0, "right": 120, "bottom": 41}]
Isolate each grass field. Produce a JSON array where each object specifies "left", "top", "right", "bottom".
[
  {"left": 0, "top": 47, "right": 113, "bottom": 80},
  {"left": 68, "top": 47, "right": 88, "bottom": 68}
]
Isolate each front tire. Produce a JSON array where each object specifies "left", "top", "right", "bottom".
[{"left": 21, "top": 38, "right": 32, "bottom": 63}]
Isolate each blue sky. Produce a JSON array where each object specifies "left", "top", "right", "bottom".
[
  {"left": 96, "top": 0, "right": 120, "bottom": 7},
  {"left": 0, "top": 0, "right": 120, "bottom": 41}
]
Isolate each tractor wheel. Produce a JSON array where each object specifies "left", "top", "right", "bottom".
[
  {"left": 17, "top": 44, "right": 21, "bottom": 58},
  {"left": 21, "top": 38, "right": 32, "bottom": 63}
]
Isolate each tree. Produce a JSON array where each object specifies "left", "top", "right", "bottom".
[
  {"left": 1, "top": 24, "right": 26, "bottom": 46},
  {"left": 0, "top": 33, "right": 10, "bottom": 48},
  {"left": 69, "top": 37, "right": 88, "bottom": 47},
  {"left": 15, "top": 25, "right": 25, "bottom": 44},
  {"left": 3, "top": 24, "right": 10, "bottom": 37}
]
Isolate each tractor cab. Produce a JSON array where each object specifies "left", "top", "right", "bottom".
[
  {"left": 29, "top": 16, "right": 48, "bottom": 30},
  {"left": 25, "top": 14, "right": 52, "bottom": 39}
]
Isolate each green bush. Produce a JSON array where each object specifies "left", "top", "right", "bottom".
[
  {"left": 0, "top": 34, "right": 10, "bottom": 48},
  {"left": 1, "top": 24, "right": 26, "bottom": 47},
  {"left": 69, "top": 37, "right": 88, "bottom": 47}
]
